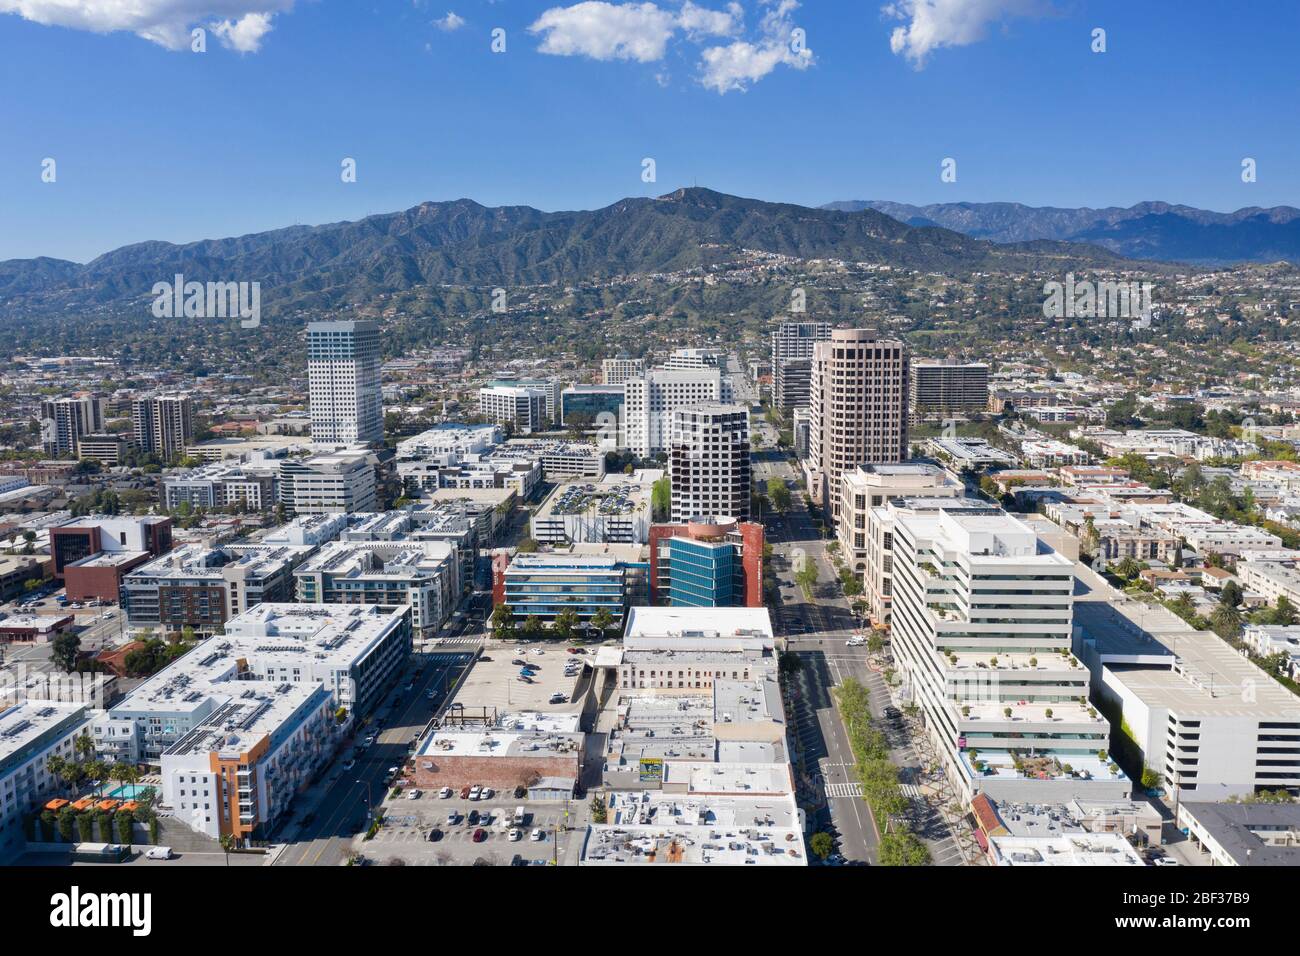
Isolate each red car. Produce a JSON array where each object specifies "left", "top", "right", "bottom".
[
  {"left": 472, "top": 828, "right": 487, "bottom": 843},
  {"left": 460, "top": 785, "right": 472, "bottom": 799}
]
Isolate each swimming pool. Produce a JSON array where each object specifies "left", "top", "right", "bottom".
[{"left": 106, "top": 784, "right": 150, "bottom": 800}]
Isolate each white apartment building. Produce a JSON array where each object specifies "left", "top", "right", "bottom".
[
  {"left": 890, "top": 507, "right": 1124, "bottom": 803},
  {"left": 294, "top": 539, "right": 461, "bottom": 635},
  {"left": 95, "top": 603, "right": 411, "bottom": 769},
  {"left": 131, "top": 395, "right": 194, "bottom": 459},
  {"left": 622, "top": 368, "right": 722, "bottom": 458},
  {"left": 804, "top": 330, "right": 909, "bottom": 518},
  {"left": 839, "top": 461, "right": 963, "bottom": 576},
  {"left": 163, "top": 458, "right": 280, "bottom": 511},
  {"left": 40, "top": 396, "right": 106, "bottom": 457},
  {"left": 668, "top": 404, "right": 751, "bottom": 523},
  {"left": 308, "top": 320, "right": 384, "bottom": 448},
  {"left": 0, "top": 702, "right": 90, "bottom": 861},
  {"left": 278, "top": 450, "right": 377, "bottom": 515}
]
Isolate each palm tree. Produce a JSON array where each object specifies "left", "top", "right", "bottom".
[
  {"left": 86, "top": 759, "right": 111, "bottom": 796},
  {"left": 219, "top": 833, "right": 234, "bottom": 865},
  {"left": 110, "top": 761, "right": 140, "bottom": 796}
]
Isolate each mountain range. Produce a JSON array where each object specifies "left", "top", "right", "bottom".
[
  {"left": 0, "top": 188, "right": 1132, "bottom": 320},
  {"left": 821, "top": 200, "right": 1300, "bottom": 264}
]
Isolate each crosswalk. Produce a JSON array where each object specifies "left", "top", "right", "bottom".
[
  {"left": 824, "top": 782, "right": 863, "bottom": 799},
  {"left": 900, "top": 784, "right": 923, "bottom": 800},
  {"left": 431, "top": 636, "right": 482, "bottom": 646}
]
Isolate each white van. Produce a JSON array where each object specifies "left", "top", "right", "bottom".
[
  {"left": 145, "top": 846, "right": 173, "bottom": 860},
  {"left": 513, "top": 805, "right": 526, "bottom": 825}
]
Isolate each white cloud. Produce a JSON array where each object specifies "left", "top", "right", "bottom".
[
  {"left": 432, "top": 11, "right": 466, "bottom": 31},
  {"left": 210, "top": 12, "right": 274, "bottom": 53},
  {"left": 698, "top": 0, "right": 811, "bottom": 94},
  {"left": 678, "top": 0, "right": 742, "bottom": 38},
  {"left": 883, "top": 0, "right": 1049, "bottom": 67},
  {"left": 530, "top": 1, "right": 679, "bottom": 62},
  {"left": 529, "top": 1, "right": 809, "bottom": 92},
  {"left": 0, "top": 1, "right": 296, "bottom": 51}
]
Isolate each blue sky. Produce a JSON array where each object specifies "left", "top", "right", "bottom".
[{"left": 2, "top": 0, "right": 1298, "bottom": 262}]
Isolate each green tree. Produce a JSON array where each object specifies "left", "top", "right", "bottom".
[
  {"left": 766, "top": 478, "right": 791, "bottom": 513},
  {"left": 590, "top": 607, "right": 615, "bottom": 636},
  {"left": 521, "top": 616, "right": 545, "bottom": 641},
  {"left": 651, "top": 477, "right": 671, "bottom": 522},
  {"left": 809, "top": 831, "right": 834, "bottom": 861},
  {"left": 50, "top": 632, "right": 82, "bottom": 673},
  {"left": 553, "top": 607, "right": 579, "bottom": 642},
  {"left": 490, "top": 603, "right": 516, "bottom": 638}
]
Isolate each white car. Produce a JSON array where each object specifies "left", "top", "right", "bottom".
[
  {"left": 508, "top": 828, "right": 523, "bottom": 842},
  {"left": 468, "top": 786, "right": 481, "bottom": 801},
  {"left": 439, "top": 787, "right": 452, "bottom": 799},
  {"left": 530, "top": 828, "right": 545, "bottom": 842},
  {"left": 145, "top": 846, "right": 173, "bottom": 860},
  {"left": 479, "top": 787, "right": 494, "bottom": 800},
  {"left": 846, "top": 637, "right": 866, "bottom": 647},
  {"left": 1152, "top": 857, "right": 1180, "bottom": 866},
  {"left": 447, "top": 811, "right": 462, "bottom": 826},
  {"left": 406, "top": 789, "right": 422, "bottom": 800}
]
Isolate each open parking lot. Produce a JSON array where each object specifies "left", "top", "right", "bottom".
[
  {"left": 360, "top": 792, "right": 585, "bottom": 866},
  {"left": 448, "top": 643, "right": 593, "bottom": 715}
]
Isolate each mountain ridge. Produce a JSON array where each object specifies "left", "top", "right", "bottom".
[
  {"left": 821, "top": 199, "right": 1300, "bottom": 263},
  {"left": 0, "top": 188, "right": 1146, "bottom": 319}
]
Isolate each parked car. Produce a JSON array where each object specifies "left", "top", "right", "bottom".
[
  {"left": 341, "top": 759, "right": 355, "bottom": 771},
  {"left": 549, "top": 693, "right": 567, "bottom": 704},
  {"left": 508, "top": 828, "right": 523, "bottom": 842},
  {"left": 427, "top": 828, "right": 443, "bottom": 842},
  {"left": 460, "top": 785, "right": 472, "bottom": 799},
  {"left": 446, "top": 811, "right": 462, "bottom": 826},
  {"left": 472, "top": 828, "right": 487, "bottom": 843},
  {"left": 406, "top": 789, "right": 422, "bottom": 800},
  {"left": 479, "top": 787, "right": 494, "bottom": 800},
  {"left": 469, "top": 785, "right": 481, "bottom": 801},
  {"left": 145, "top": 846, "right": 173, "bottom": 860},
  {"left": 530, "top": 828, "right": 545, "bottom": 842}
]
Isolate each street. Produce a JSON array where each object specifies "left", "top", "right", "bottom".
[{"left": 757, "top": 447, "right": 967, "bottom": 865}]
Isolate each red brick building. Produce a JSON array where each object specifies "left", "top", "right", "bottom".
[{"left": 648, "top": 518, "right": 763, "bottom": 608}]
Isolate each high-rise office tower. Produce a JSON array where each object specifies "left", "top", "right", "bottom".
[
  {"left": 623, "top": 368, "right": 723, "bottom": 458},
  {"left": 804, "top": 330, "right": 909, "bottom": 519},
  {"left": 668, "top": 404, "right": 751, "bottom": 523},
  {"left": 308, "top": 320, "right": 383, "bottom": 448},
  {"left": 771, "top": 321, "right": 831, "bottom": 414},
  {"left": 131, "top": 395, "right": 194, "bottom": 459},
  {"left": 40, "top": 396, "right": 106, "bottom": 457}
]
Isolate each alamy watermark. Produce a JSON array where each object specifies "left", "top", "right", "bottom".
[
  {"left": 1042, "top": 273, "right": 1154, "bottom": 322},
  {"left": 151, "top": 273, "right": 260, "bottom": 328}
]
